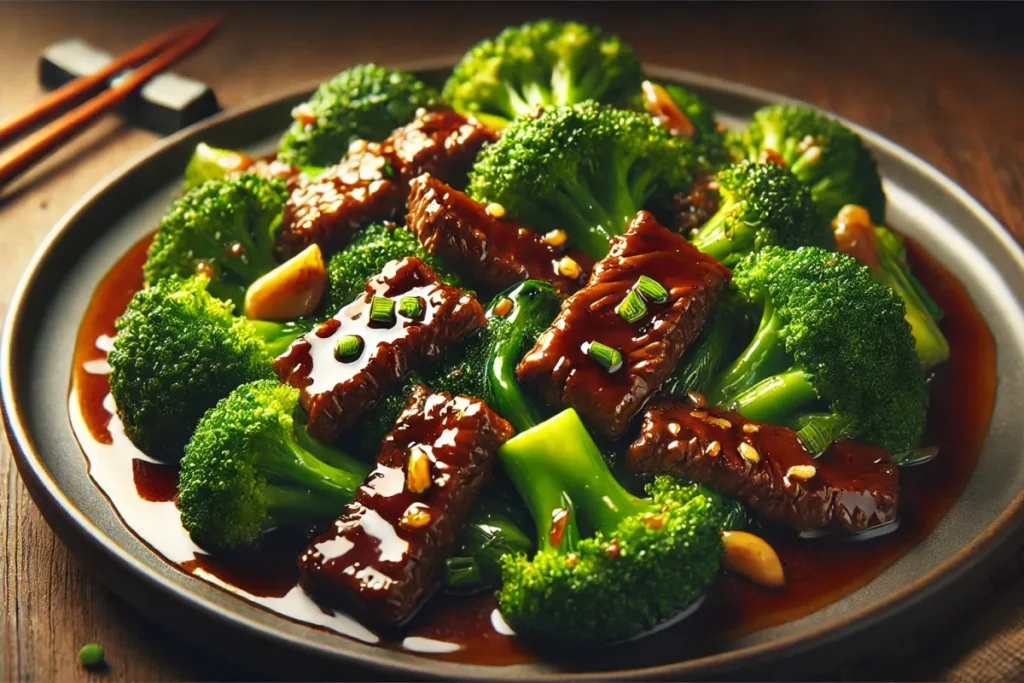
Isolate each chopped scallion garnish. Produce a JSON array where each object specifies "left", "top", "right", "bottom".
[
  {"left": 369, "top": 295, "right": 395, "bottom": 325},
  {"left": 587, "top": 341, "right": 623, "bottom": 373}
]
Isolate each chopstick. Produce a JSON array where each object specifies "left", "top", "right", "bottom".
[
  {"left": 0, "top": 19, "right": 206, "bottom": 147},
  {"left": 0, "top": 15, "right": 223, "bottom": 190}
]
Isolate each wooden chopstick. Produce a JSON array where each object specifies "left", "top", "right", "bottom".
[
  {"left": 0, "top": 19, "right": 206, "bottom": 148},
  {"left": 0, "top": 15, "right": 223, "bottom": 190}
]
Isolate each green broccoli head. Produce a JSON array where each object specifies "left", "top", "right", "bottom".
[
  {"left": 467, "top": 101, "right": 695, "bottom": 259},
  {"left": 278, "top": 64, "right": 441, "bottom": 167},
  {"left": 708, "top": 246, "right": 927, "bottom": 459},
  {"left": 691, "top": 161, "right": 832, "bottom": 266},
  {"left": 143, "top": 174, "right": 289, "bottom": 311},
  {"left": 323, "top": 223, "right": 462, "bottom": 313},
  {"left": 108, "top": 276, "right": 280, "bottom": 460},
  {"left": 178, "top": 380, "right": 369, "bottom": 552},
  {"left": 496, "top": 408, "right": 739, "bottom": 643},
  {"left": 444, "top": 19, "right": 644, "bottom": 128},
  {"left": 732, "top": 104, "right": 886, "bottom": 223}
]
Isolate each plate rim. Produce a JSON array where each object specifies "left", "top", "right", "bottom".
[{"left": 4, "top": 56, "right": 1024, "bottom": 680}]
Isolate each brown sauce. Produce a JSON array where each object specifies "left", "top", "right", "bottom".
[{"left": 69, "top": 229, "right": 996, "bottom": 668}]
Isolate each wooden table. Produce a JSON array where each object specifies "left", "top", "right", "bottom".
[{"left": 2, "top": 2, "right": 1022, "bottom": 680}]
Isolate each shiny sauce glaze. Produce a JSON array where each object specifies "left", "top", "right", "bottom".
[
  {"left": 517, "top": 211, "right": 731, "bottom": 439},
  {"left": 406, "top": 174, "right": 588, "bottom": 296},
  {"left": 299, "top": 387, "right": 513, "bottom": 626},
  {"left": 274, "top": 257, "right": 485, "bottom": 442},
  {"left": 629, "top": 401, "right": 899, "bottom": 534},
  {"left": 70, "top": 227, "right": 995, "bottom": 668}
]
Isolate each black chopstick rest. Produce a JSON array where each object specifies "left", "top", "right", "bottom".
[{"left": 39, "top": 38, "right": 220, "bottom": 136}]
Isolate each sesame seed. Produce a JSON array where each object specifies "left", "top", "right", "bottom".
[
  {"left": 707, "top": 416, "right": 733, "bottom": 429},
  {"left": 399, "top": 503, "right": 432, "bottom": 529},
  {"left": 406, "top": 446, "right": 432, "bottom": 493},
  {"left": 543, "top": 229, "right": 568, "bottom": 247},
  {"left": 705, "top": 440, "right": 721, "bottom": 457},
  {"left": 786, "top": 465, "right": 817, "bottom": 481},
  {"left": 690, "top": 410, "right": 708, "bottom": 421},
  {"left": 742, "top": 423, "right": 761, "bottom": 434},
  {"left": 739, "top": 442, "right": 760, "bottom": 463},
  {"left": 485, "top": 202, "right": 506, "bottom": 218},
  {"left": 686, "top": 391, "right": 707, "bottom": 409},
  {"left": 557, "top": 256, "right": 581, "bottom": 279}
]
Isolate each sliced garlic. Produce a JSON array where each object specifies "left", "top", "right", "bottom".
[
  {"left": 244, "top": 244, "right": 327, "bottom": 321},
  {"left": 721, "top": 530, "right": 785, "bottom": 588}
]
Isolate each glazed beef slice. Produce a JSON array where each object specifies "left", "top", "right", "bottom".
[
  {"left": 280, "top": 110, "right": 496, "bottom": 255},
  {"left": 628, "top": 398, "right": 899, "bottom": 534},
  {"left": 274, "top": 257, "right": 485, "bottom": 442},
  {"left": 406, "top": 174, "right": 585, "bottom": 296},
  {"left": 516, "top": 210, "right": 731, "bottom": 438},
  {"left": 298, "top": 386, "right": 513, "bottom": 625}
]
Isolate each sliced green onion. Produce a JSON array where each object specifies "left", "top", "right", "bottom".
[
  {"left": 615, "top": 289, "right": 647, "bottom": 323},
  {"left": 587, "top": 341, "right": 623, "bottom": 373},
  {"left": 333, "top": 334, "right": 364, "bottom": 362},
  {"left": 369, "top": 295, "right": 395, "bottom": 325},
  {"left": 444, "top": 556, "right": 482, "bottom": 590},
  {"left": 398, "top": 296, "right": 424, "bottom": 320},
  {"left": 636, "top": 275, "right": 668, "bottom": 303},
  {"left": 794, "top": 413, "right": 856, "bottom": 456}
]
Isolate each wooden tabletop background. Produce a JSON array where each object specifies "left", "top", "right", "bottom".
[{"left": 1, "top": 2, "right": 1023, "bottom": 681}]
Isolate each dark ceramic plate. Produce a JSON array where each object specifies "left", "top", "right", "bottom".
[{"left": 4, "top": 60, "right": 1024, "bottom": 680}]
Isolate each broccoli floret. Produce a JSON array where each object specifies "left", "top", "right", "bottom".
[
  {"left": 497, "top": 408, "right": 742, "bottom": 643},
  {"left": 278, "top": 64, "right": 440, "bottom": 167},
  {"left": 144, "top": 174, "right": 289, "bottom": 311},
  {"left": 731, "top": 104, "right": 886, "bottom": 223},
  {"left": 467, "top": 102, "right": 695, "bottom": 259},
  {"left": 323, "top": 223, "right": 462, "bottom": 313},
  {"left": 690, "top": 161, "right": 831, "bottom": 266},
  {"left": 108, "top": 276, "right": 309, "bottom": 460},
  {"left": 357, "top": 279, "right": 560, "bottom": 452},
  {"left": 444, "top": 19, "right": 644, "bottom": 129},
  {"left": 832, "top": 205, "right": 949, "bottom": 370},
  {"left": 706, "top": 246, "right": 927, "bottom": 459},
  {"left": 178, "top": 380, "right": 370, "bottom": 552}
]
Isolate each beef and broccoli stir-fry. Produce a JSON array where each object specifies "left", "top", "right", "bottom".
[{"left": 103, "top": 18, "right": 952, "bottom": 646}]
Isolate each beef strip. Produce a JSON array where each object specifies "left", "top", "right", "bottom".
[
  {"left": 628, "top": 398, "right": 899, "bottom": 534},
  {"left": 280, "top": 110, "right": 496, "bottom": 255},
  {"left": 274, "top": 257, "right": 485, "bottom": 442},
  {"left": 406, "top": 174, "right": 587, "bottom": 296},
  {"left": 516, "top": 210, "right": 732, "bottom": 438},
  {"left": 298, "top": 386, "right": 513, "bottom": 625}
]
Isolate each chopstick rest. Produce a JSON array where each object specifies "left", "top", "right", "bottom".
[{"left": 40, "top": 38, "right": 220, "bottom": 135}]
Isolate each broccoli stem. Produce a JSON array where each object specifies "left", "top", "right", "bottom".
[
  {"left": 728, "top": 369, "right": 819, "bottom": 424},
  {"left": 707, "top": 302, "right": 790, "bottom": 406},
  {"left": 662, "top": 309, "right": 740, "bottom": 400},
  {"left": 249, "top": 319, "right": 310, "bottom": 357},
  {"left": 489, "top": 352, "right": 542, "bottom": 433},
  {"left": 873, "top": 229, "right": 950, "bottom": 370},
  {"left": 293, "top": 421, "right": 366, "bottom": 473},
  {"left": 690, "top": 200, "right": 749, "bottom": 262},
  {"left": 262, "top": 484, "right": 357, "bottom": 527},
  {"left": 259, "top": 436, "right": 366, "bottom": 503},
  {"left": 499, "top": 409, "right": 649, "bottom": 552}
]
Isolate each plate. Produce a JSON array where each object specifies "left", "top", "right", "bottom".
[{"left": 4, "top": 59, "right": 1024, "bottom": 680}]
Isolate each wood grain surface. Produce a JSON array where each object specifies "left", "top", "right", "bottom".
[{"left": 2, "top": 2, "right": 1023, "bottom": 681}]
